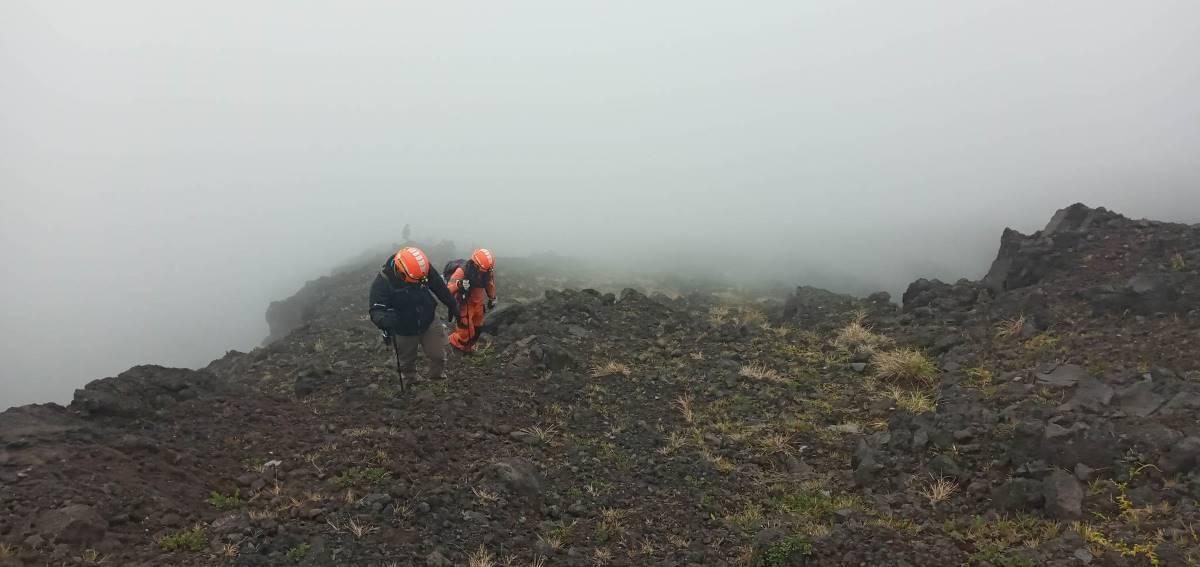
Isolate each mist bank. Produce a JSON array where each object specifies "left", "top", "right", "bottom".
[{"left": 3, "top": 199, "right": 1198, "bottom": 411}]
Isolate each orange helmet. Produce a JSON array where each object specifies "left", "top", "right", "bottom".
[
  {"left": 470, "top": 248, "right": 495, "bottom": 272},
  {"left": 392, "top": 247, "right": 430, "bottom": 283}
]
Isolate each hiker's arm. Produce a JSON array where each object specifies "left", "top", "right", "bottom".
[
  {"left": 428, "top": 271, "right": 461, "bottom": 319},
  {"left": 486, "top": 273, "right": 496, "bottom": 301},
  {"left": 446, "top": 267, "right": 465, "bottom": 295},
  {"left": 368, "top": 275, "right": 395, "bottom": 329}
]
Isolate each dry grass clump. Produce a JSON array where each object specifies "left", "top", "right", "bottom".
[
  {"left": 919, "top": 475, "right": 959, "bottom": 505},
  {"left": 590, "top": 362, "right": 631, "bottom": 378},
  {"left": 994, "top": 315, "right": 1027, "bottom": 339},
  {"left": 467, "top": 545, "right": 496, "bottom": 567},
  {"left": 833, "top": 318, "right": 893, "bottom": 355},
  {"left": 674, "top": 395, "right": 695, "bottom": 423},
  {"left": 740, "top": 362, "right": 786, "bottom": 383},
  {"left": 886, "top": 386, "right": 938, "bottom": 414},
  {"left": 874, "top": 349, "right": 938, "bottom": 386}
]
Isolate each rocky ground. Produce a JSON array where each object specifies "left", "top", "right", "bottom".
[{"left": 2, "top": 204, "right": 1199, "bottom": 566}]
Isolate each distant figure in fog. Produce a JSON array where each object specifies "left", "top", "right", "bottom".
[
  {"left": 443, "top": 248, "right": 497, "bottom": 353},
  {"left": 369, "top": 247, "right": 460, "bottom": 382}
]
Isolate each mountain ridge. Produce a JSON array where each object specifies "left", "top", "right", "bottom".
[{"left": 2, "top": 203, "right": 1198, "bottom": 566}]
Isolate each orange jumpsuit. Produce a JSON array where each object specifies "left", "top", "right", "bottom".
[{"left": 447, "top": 267, "right": 495, "bottom": 352}]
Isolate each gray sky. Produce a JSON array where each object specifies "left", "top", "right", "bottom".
[{"left": 3, "top": 1, "right": 1199, "bottom": 408}]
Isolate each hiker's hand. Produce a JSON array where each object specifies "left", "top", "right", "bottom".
[
  {"left": 377, "top": 311, "right": 400, "bottom": 330},
  {"left": 458, "top": 318, "right": 470, "bottom": 329},
  {"left": 487, "top": 299, "right": 496, "bottom": 312}
]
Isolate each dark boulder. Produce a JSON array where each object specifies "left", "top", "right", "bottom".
[
  {"left": 35, "top": 504, "right": 107, "bottom": 545},
  {"left": 480, "top": 458, "right": 543, "bottom": 498},
  {"left": 1042, "top": 470, "right": 1083, "bottom": 519},
  {"left": 1162, "top": 437, "right": 1200, "bottom": 475},
  {"left": 992, "top": 478, "right": 1044, "bottom": 512},
  {"left": 71, "top": 366, "right": 226, "bottom": 418}
]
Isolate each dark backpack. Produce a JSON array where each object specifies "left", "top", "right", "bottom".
[
  {"left": 442, "top": 259, "right": 468, "bottom": 303},
  {"left": 442, "top": 259, "right": 467, "bottom": 283}
]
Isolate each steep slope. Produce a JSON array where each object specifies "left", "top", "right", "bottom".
[{"left": 2, "top": 204, "right": 1198, "bottom": 567}]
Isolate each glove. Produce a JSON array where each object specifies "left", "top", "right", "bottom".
[
  {"left": 373, "top": 310, "right": 400, "bottom": 332},
  {"left": 487, "top": 299, "right": 496, "bottom": 312}
]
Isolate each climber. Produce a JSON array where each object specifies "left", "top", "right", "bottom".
[
  {"left": 443, "top": 248, "right": 497, "bottom": 353},
  {"left": 368, "top": 247, "right": 460, "bottom": 385}
]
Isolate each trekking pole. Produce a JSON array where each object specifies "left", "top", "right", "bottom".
[{"left": 391, "top": 335, "right": 406, "bottom": 394}]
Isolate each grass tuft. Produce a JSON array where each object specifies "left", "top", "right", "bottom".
[
  {"left": 760, "top": 536, "right": 813, "bottom": 566},
  {"left": 286, "top": 543, "right": 311, "bottom": 561},
  {"left": 79, "top": 549, "right": 108, "bottom": 565},
  {"left": 1023, "top": 333, "right": 1060, "bottom": 360},
  {"left": 833, "top": 318, "right": 893, "bottom": 355},
  {"left": 886, "top": 386, "right": 938, "bottom": 414},
  {"left": 674, "top": 395, "right": 695, "bottom": 423},
  {"left": 330, "top": 466, "right": 390, "bottom": 490},
  {"left": 919, "top": 475, "right": 959, "bottom": 505},
  {"left": 1170, "top": 253, "right": 1186, "bottom": 271},
  {"left": 994, "top": 315, "right": 1027, "bottom": 339},
  {"left": 590, "top": 362, "right": 631, "bottom": 378},
  {"left": 740, "top": 362, "right": 786, "bottom": 383},
  {"left": 206, "top": 489, "right": 243, "bottom": 511},
  {"left": 158, "top": 526, "right": 207, "bottom": 552},
  {"left": 874, "top": 349, "right": 938, "bottom": 386},
  {"left": 594, "top": 508, "right": 626, "bottom": 543},
  {"left": 468, "top": 545, "right": 496, "bottom": 567}
]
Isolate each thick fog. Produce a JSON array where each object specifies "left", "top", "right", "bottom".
[{"left": 3, "top": 1, "right": 1199, "bottom": 408}]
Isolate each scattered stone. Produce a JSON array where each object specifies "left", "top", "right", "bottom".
[
  {"left": 911, "top": 428, "right": 929, "bottom": 451},
  {"left": 425, "top": 550, "right": 452, "bottom": 567},
  {"left": 161, "top": 513, "right": 183, "bottom": 528},
  {"left": 1161, "top": 391, "right": 1200, "bottom": 416},
  {"left": 992, "top": 478, "right": 1045, "bottom": 512},
  {"left": 1043, "top": 422, "right": 1072, "bottom": 440},
  {"left": 481, "top": 458, "right": 543, "bottom": 497},
  {"left": 364, "top": 492, "right": 393, "bottom": 511},
  {"left": 294, "top": 372, "right": 322, "bottom": 398},
  {"left": 1038, "top": 365, "right": 1086, "bottom": 389},
  {"left": 849, "top": 362, "right": 868, "bottom": 373},
  {"left": 1074, "top": 463, "right": 1095, "bottom": 482},
  {"left": 35, "top": 504, "right": 108, "bottom": 545},
  {"left": 1059, "top": 377, "right": 1114, "bottom": 413},
  {"left": 1115, "top": 379, "right": 1166, "bottom": 417},
  {"left": 931, "top": 333, "right": 964, "bottom": 354},
  {"left": 853, "top": 449, "right": 884, "bottom": 485},
  {"left": 1042, "top": 470, "right": 1083, "bottom": 519},
  {"left": 1014, "top": 460, "right": 1055, "bottom": 479},
  {"left": 928, "top": 455, "right": 963, "bottom": 479},
  {"left": 509, "top": 430, "right": 539, "bottom": 445},
  {"left": 1074, "top": 548, "right": 1094, "bottom": 564},
  {"left": 1162, "top": 437, "right": 1200, "bottom": 475}
]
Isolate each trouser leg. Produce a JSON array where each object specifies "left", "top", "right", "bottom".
[
  {"left": 392, "top": 334, "right": 419, "bottom": 380},
  {"left": 450, "top": 302, "right": 483, "bottom": 352},
  {"left": 421, "top": 322, "right": 447, "bottom": 379}
]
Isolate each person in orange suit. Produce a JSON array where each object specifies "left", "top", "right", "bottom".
[{"left": 444, "top": 248, "right": 497, "bottom": 353}]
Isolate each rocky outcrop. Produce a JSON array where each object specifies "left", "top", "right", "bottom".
[
  {"left": 71, "top": 365, "right": 235, "bottom": 418},
  {"left": 982, "top": 204, "right": 1124, "bottom": 293}
]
